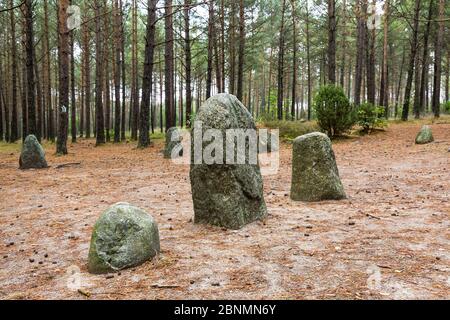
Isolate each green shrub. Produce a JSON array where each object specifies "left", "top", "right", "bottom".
[
  {"left": 442, "top": 101, "right": 450, "bottom": 114},
  {"left": 357, "top": 103, "right": 387, "bottom": 133},
  {"left": 313, "top": 85, "right": 355, "bottom": 137}
]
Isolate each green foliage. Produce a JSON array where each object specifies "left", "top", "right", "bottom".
[
  {"left": 261, "top": 120, "right": 319, "bottom": 142},
  {"left": 313, "top": 85, "right": 355, "bottom": 137},
  {"left": 357, "top": 103, "right": 387, "bottom": 134},
  {"left": 442, "top": 101, "right": 450, "bottom": 114}
]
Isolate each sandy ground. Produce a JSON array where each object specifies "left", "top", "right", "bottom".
[{"left": 0, "top": 121, "right": 449, "bottom": 300}]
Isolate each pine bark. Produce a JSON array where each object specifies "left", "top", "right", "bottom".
[
  {"left": 57, "top": 0, "right": 70, "bottom": 155},
  {"left": 138, "top": 0, "right": 158, "bottom": 149},
  {"left": 402, "top": 0, "right": 422, "bottom": 121}
]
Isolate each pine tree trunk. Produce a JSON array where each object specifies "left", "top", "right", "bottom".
[
  {"left": 206, "top": 1, "right": 214, "bottom": 99},
  {"left": 237, "top": 0, "right": 245, "bottom": 101},
  {"left": 327, "top": 0, "right": 336, "bottom": 84},
  {"left": 120, "top": 0, "right": 126, "bottom": 141},
  {"left": 379, "top": 0, "right": 390, "bottom": 117},
  {"left": 130, "top": 0, "right": 139, "bottom": 140},
  {"left": 402, "top": 0, "right": 422, "bottom": 121},
  {"left": 165, "top": 0, "right": 175, "bottom": 130},
  {"left": 184, "top": 0, "right": 192, "bottom": 128},
  {"left": 82, "top": 5, "right": 91, "bottom": 139},
  {"left": 24, "top": 0, "right": 36, "bottom": 140},
  {"left": 354, "top": 0, "right": 367, "bottom": 106},
  {"left": 9, "top": 0, "right": 19, "bottom": 142},
  {"left": 57, "top": 0, "right": 70, "bottom": 155},
  {"left": 277, "top": 0, "right": 287, "bottom": 120},
  {"left": 70, "top": 17, "right": 77, "bottom": 143},
  {"left": 138, "top": 0, "right": 157, "bottom": 149},
  {"left": 432, "top": 0, "right": 445, "bottom": 118},
  {"left": 306, "top": 2, "right": 312, "bottom": 120},
  {"left": 113, "top": 0, "right": 121, "bottom": 143},
  {"left": 94, "top": 0, "right": 105, "bottom": 145},
  {"left": 290, "top": 0, "right": 297, "bottom": 121}
]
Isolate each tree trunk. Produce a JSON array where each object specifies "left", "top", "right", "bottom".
[
  {"left": 70, "top": 14, "right": 77, "bottom": 143},
  {"left": 395, "top": 47, "right": 406, "bottom": 119},
  {"left": 416, "top": 0, "right": 434, "bottom": 118},
  {"left": 82, "top": 4, "right": 91, "bottom": 139},
  {"left": 57, "top": 0, "right": 70, "bottom": 154},
  {"left": 366, "top": 0, "right": 376, "bottom": 105},
  {"left": 165, "top": 0, "right": 175, "bottom": 130},
  {"left": 432, "top": 0, "right": 445, "bottom": 118},
  {"left": 103, "top": 1, "right": 111, "bottom": 142},
  {"left": 306, "top": 2, "right": 312, "bottom": 120},
  {"left": 138, "top": 0, "right": 157, "bottom": 149},
  {"left": 113, "top": 0, "right": 121, "bottom": 143},
  {"left": 402, "top": 0, "right": 422, "bottom": 121},
  {"left": 120, "top": 0, "right": 126, "bottom": 141},
  {"left": 184, "top": 0, "right": 192, "bottom": 128},
  {"left": 354, "top": 0, "right": 367, "bottom": 106},
  {"left": 94, "top": 0, "right": 105, "bottom": 145},
  {"left": 24, "top": 0, "right": 36, "bottom": 140},
  {"left": 9, "top": 0, "right": 19, "bottom": 142},
  {"left": 206, "top": 1, "right": 214, "bottom": 99},
  {"left": 237, "top": 0, "right": 245, "bottom": 101},
  {"left": 379, "top": 0, "right": 390, "bottom": 117},
  {"left": 327, "top": 0, "right": 336, "bottom": 84},
  {"left": 290, "top": 0, "right": 297, "bottom": 120},
  {"left": 130, "top": 0, "right": 139, "bottom": 140},
  {"left": 277, "top": 0, "right": 287, "bottom": 120}
]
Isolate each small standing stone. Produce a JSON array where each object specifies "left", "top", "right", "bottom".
[
  {"left": 88, "top": 203, "right": 160, "bottom": 274},
  {"left": 164, "top": 127, "right": 183, "bottom": 159},
  {"left": 415, "top": 125, "right": 434, "bottom": 145},
  {"left": 291, "top": 132, "right": 346, "bottom": 202},
  {"left": 19, "top": 135, "right": 48, "bottom": 170}
]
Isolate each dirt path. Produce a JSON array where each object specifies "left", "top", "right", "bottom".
[{"left": 0, "top": 122, "right": 449, "bottom": 300}]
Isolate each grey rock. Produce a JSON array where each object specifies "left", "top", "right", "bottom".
[
  {"left": 291, "top": 132, "right": 346, "bottom": 202},
  {"left": 190, "top": 93, "right": 267, "bottom": 230},
  {"left": 164, "top": 127, "right": 183, "bottom": 159},
  {"left": 415, "top": 125, "right": 434, "bottom": 145},
  {"left": 88, "top": 203, "right": 160, "bottom": 274},
  {"left": 19, "top": 135, "right": 48, "bottom": 170}
]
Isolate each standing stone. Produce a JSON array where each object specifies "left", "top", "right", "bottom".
[
  {"left": 415, "top": 125, "right": 434, "bottom": 145},
  {"left": 164, "top": 127, "right": 183, "bottom": 159},
  {"left": 190, "top": 94, "right": 267, "bottom": 230},
  {"left": 291, "top": 132, "right": 346, "bottom": 202},
  {"left": 19, "top": 135, "right": 48, "bottom": 169},
  {"left": 88, "top": 203, "right": 160, "bottom": 274}
]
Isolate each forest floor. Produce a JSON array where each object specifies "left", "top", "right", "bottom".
[{"left": 0, "top": 119, "right": 449, "bottom": 300}]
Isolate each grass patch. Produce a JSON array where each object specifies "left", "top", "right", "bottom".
[
  {"left": 0, "top": 142, "right": 21, "bottom": 154},
  {"left": 151, "top": 132, "right": 166, "bottom": 141},
  {"left": 259, "top": 120, "right": 320, "bottom": 142}
]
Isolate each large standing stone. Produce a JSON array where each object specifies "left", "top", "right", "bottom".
[
  {"left": 19, "top": 135, "right": 48, "bottom": 170},
  {"left": 291, "top": 132, "right": 346, "bottom": 202},
  {"left": 164, "top": 127, "right": 183, "bottom": 159},
  {"left": 415, "top": 125, "right": 434, "bottom": 145},
  {"left": 88, "top": 203, "right": 160, "bottom": 274},
  {"left": 190, "top": 93, "right": 267, "bottom": 230}
]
